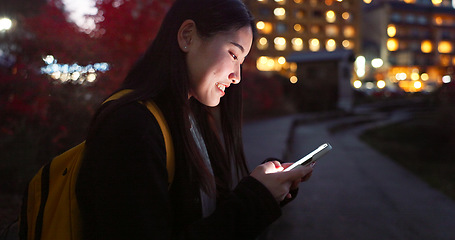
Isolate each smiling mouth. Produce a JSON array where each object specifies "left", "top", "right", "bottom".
[{"left": 216, "top": 83, "right": 227, "bottom": 95}]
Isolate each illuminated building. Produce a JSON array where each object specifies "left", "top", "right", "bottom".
[
  {"left": 362, "top": 0, "right": 455, "bottom": 93},
  {"left": 244, "top": 0, "right": 361, "bottom": 111},
  {"left": 245, "top": 0, "right": 361, "bottom": 75}
]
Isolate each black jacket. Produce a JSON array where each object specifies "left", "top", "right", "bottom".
[{"left": 76, "top": 102, "right": 281, "bottom": 239}]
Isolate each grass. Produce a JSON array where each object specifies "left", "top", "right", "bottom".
[{"left": 359, "top": 109, "right": 455, "bottom": 200}]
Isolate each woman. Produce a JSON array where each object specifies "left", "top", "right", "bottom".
[{"left": 76, "top": 0, "right": 313, "bottom": 239}]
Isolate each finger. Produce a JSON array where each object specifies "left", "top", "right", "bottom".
[
  {"left": 263, "top": 161, "right": 283, "bottom": 174},
  {"left": 301, "top": 170, "right": 313, "bottom": 182},
  {"left": 284, "top": 165, "right": 313, "bottom": 181},
  {"left": 291, "top": 179, "right": 300, "bottom": 189}
]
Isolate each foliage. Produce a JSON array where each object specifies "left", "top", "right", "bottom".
[{"left": 0, "top": 0, "right": 174, "bottom": 196}]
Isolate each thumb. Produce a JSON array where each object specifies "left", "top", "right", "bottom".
[
  {"left": 283, "top": 165, "right": 312, "bottom": 181},
  {"left": 263, "top": 161, "right": 284, "bottom": 174}
]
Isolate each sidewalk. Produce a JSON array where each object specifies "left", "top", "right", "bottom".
[{"left": 243, "top": 113, "right": 455, "bottom": 240}]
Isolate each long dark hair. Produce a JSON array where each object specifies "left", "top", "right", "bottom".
[{"left": 88, "top": 0, "right": 256, "bottom": 196}]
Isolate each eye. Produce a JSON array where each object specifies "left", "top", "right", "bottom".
[{"left": 230, "top": 51, "right": 238, "bottom": 60}]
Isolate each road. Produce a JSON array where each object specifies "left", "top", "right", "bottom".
[{"left": 243, "top": 107, "right": 455, "bottom": 240}]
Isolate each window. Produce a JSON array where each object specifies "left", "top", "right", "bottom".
[
  {"left": 257, "top": 37, "right": 269, "bottom": 50},
  {"left": 309, "top": 38, "right": 320, "bottom": 51},
  {"left": 294, "top": 9, "right": 305, "bottom": 19},
  {"left": 387, "top": 39, "right": 399, "bottom": 51},
  {"left": 342, "top": 40, "right": 354, "bottom": 49},
  {"left": 438, "top": 41, "right": 453, "bottom": 53},
  {"left": 343, "top": 26, "right": 355, "bottom": 38},
  {"left": 325, "top": 25, "right": 339, "bottom": 37},
  {"left": 326, "top": 10, "right": 336, "bottom": 23},
  {"left": 292, "top": 38, "right": 304, "bottom": 51},
  {"left": 256, "top": 21, "right": 273, "bottom": 34},
  {"left": 294, "top": 23, "right": 304, "bottom": 33},
  {"left": 276, "top": 23, "right": 288, "bottom": 34},
  {"left": 274, "top": 8, "right": 286, "bottom": 20},
  {"left": 390, "top": 13, "right": 401, "bottom": 22},
  {"left": 387, "top": 24, "right": 396, "bottom": 37},
  {"left": 274, "top": 37, "right": 287, "bottom": 51},
  {"left": 326, "top": 39, "right": 337, "bottom": 51}
]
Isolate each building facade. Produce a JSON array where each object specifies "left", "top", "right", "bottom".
[
  {"left": 244, "top": 0, "right": 361, "bottom": 80},
  {"left": 362, "top": 0, "right": 455, "bottom": 93}
]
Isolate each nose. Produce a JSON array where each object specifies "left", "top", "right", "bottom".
[{"left": 229, "top": 65, "right": 241, "bottom": 84}]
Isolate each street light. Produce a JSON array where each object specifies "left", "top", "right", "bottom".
[{"left": 0, "top": 17, "right": 13, "bottom": 32}]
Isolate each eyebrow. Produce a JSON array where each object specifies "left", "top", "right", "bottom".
[{"left": 230, "top": 41, "right": 245, "bottom": 53}]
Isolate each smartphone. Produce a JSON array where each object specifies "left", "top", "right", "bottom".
[{"left": 283, "top": 143, "right": 332, "bottom": 172}]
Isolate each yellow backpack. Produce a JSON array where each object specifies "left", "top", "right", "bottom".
[{"left": 18, "top": 90, "right": 175, "bottom": 240}]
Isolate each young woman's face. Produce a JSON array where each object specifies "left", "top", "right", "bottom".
[{"left": 186, "top": 26, "right": 253, "bottom": 107}]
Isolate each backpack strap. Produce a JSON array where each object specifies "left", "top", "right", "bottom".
[{"left": 103, "top": 90, "right": 175, "bottom": 186}]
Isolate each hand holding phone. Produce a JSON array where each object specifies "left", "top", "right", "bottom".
[{"left": 283, "top": 143, "right": 332, "bottom": 172}]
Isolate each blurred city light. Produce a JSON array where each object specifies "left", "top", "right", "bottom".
[
  {"left": 442, "top": 75, "right": 452, "bottom": 84},
  {"left": 355, "top": 56, "right": 366, "bottom": 78},
  {"left": 365, "top": 82, "right": 374, "bottom": 89},
  {"left": 371, "top": 58, "right": 383, "bottom": 68},
  {"left": 421, "top": 73, "right": 429, "bottom": 81},
  {"left": 290, "top": 76, "right": 298, "bottom": 84},
  {"left": 40, "top": 55, "right": 109, "bottom": 84},
  {"left": 377, "top": 80, "right": 386, "bottom": 89},
  {"left": 0, "top": 17, "right": 12, "bottom": 32},
  {"left": 353, "top": 80, "right": 362, "bottom": 89}
]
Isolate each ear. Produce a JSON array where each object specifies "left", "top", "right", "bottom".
[{"left": 178, "top": 20, "right": 197, "bottom": 53}]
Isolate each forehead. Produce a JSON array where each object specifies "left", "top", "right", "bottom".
[{"left": 210, "top": 26, "right": 253, "bottom": 52}]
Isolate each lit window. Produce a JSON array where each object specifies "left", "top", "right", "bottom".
[
  {"left": 274, "top": 8, "right": 286, "bottom": 20},
  {"left": 257, "top": 56, "right": 274, "bottom": 71},
  {"left": 421, "top": 73, "right": 429, "bottom": 81},
  {"left": 387, "top": 38, "right": 399, "bottom": 51},
  {"left": 311, "top": 25, "right": 320, "bottom": 34},
  {"left": 309, "top": 38, "right": 320, "bottom": 52},
  {"left": 438, "top": 41, "right": 452, "bottom": 53},
  {"left": 277, "top": 56, "right": 286, "bottom": 65},
  {"left": 294, "top": 0, "right": 303, "bottom": 3},
  {"left": 342, "top": 12, "right": 351, "bottom": 21},
  {"left": 325, "top": 0, "right": 333, "bottom": 5},
  {"left": 326, "top": 39, "right": 336, "bottom": 51},
  {"left": 294, "top": 24, "right": 304, "bottom": 33},
  {"left": 326, "top": 10, "right": 336, "bottom": 23},
  {"left": 257, "top": 37, "right": 268, "bottom": 50},
  {"left": 292, "top": 38, "right": 304, "bottom": 51},
  {"left": 256, "top": 21, "right": 273, "bottom": 34},
  {"left": 343, "top": 26, "right": 355, "bottom": 38},
  {"left": 256, "top": 21, "right": 265, "bottom": 30},
  {"left": 290, "top": 76, "right": 298, "bottom": 84},
  {"left": 434, "top": 16, "right": 443, "bottom": 25},
  {"left": 404, "top": 0, "right": 416, "bottom": 3},
  {"left": 295, "top": 9, "right": 305, "bottom": 19},
  {"left": 387, "top": 24, "right": 396, "bottom": 37},
  {"left": 275, "top": 0, "right": 286, "bottom": 5},
  {"left": 377, "top": 80, "right": 386, "bottom": 89},
  {"left": 363, "top": 0, "right": 372, "bottom": 3},
  {"left": 353, "top": 80, "right": 362, "bottom": 88},
  {"left": 432, "top": 0, "right": 442, "bottom": 6},
  {"left": 326, "top": 25, "right": 339, "bottom": 37},
  {"left": 274, "top": 37, "right": 287, "bottom": 51},
  {"left": 421, "top": 40, "right": 432, "bottom": 53},
  {"left": 342, "top": 40, "right": 354, "bottom": 49}
]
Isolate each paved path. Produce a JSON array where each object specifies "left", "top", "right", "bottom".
[{"left": 243, "top": 111, "right": 455, "bottom": 240}]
